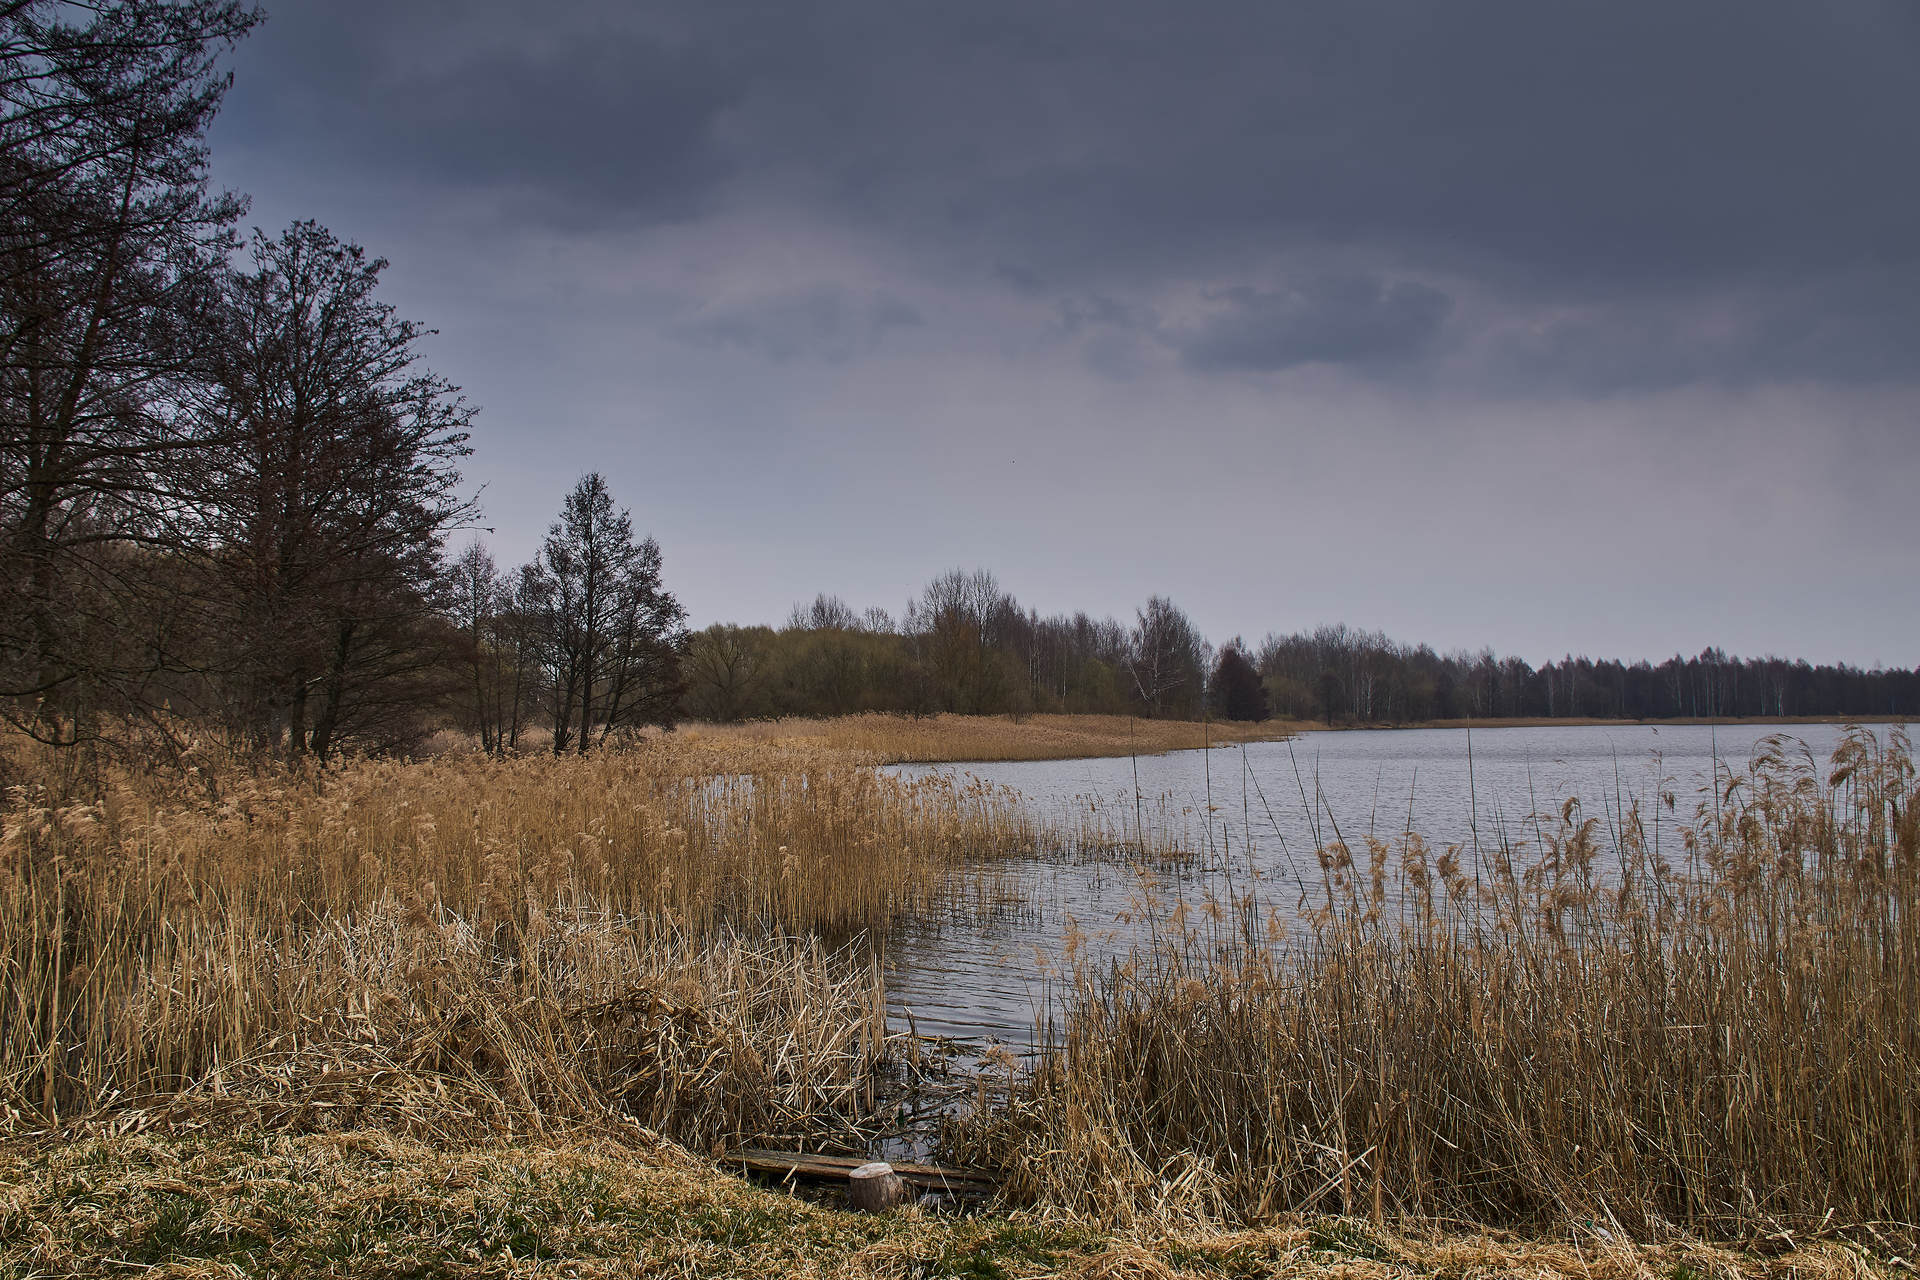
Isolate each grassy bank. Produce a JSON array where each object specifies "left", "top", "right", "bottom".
[
  {"left": 2, "top": 1130, "right": 1887, "bottom": 1280},
  {"left": 688, "top": 713, "right": 1300, "bottom": 763}
]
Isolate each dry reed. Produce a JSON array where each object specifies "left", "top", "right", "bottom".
[
  {"left": 961, "top": 727, "right": 1920, "bottom": 1242},
  {"left": 10, "top": 719, "right": 1915, "bottom": 1254},
  {"left": 0, "top": 734, "right": 1076, "bottom": 1136},
  {"left": 690, "top": 713, "right": 1297, "bottom": 764}
]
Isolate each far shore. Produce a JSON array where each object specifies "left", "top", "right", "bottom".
[
  {"left": 666, "top": 711, "right": 1909, "bottom": 767},
  {"left": 683, "top": 711, "right": 1298, "bottom": 764},
  {"left": 1295, "top": 713, "right": 1911, "bottom": 731}
]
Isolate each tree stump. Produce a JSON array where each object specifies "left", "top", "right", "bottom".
[{"left": 847, "top": 1161, "right": 908, "bottom": 1212}]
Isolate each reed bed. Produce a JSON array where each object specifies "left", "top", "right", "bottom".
[
  {"left": 39, "top": 915, "right": 890, "bottom": 1154},
  {"left": 961, "top": 727, "right": 1920, "bottom": 1241},
  {"left": 0, "top": 735, "right": 1074, "bottom": 1133},
  {"left": 691, "top": 712, "right": 1296, "bottom": 764}
]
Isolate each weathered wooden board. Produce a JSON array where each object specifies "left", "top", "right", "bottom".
[{"left": 728, "top": 1147, "right": 995, "bottom": 1198}]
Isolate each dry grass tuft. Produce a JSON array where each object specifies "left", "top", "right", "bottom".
[{"left": 31, "top": 917, "right": 891, "bottom": 1155}]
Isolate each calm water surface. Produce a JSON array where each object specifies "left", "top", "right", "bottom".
[{"left": 879, "top": 721, "right": 1902, "bottom": 1048}]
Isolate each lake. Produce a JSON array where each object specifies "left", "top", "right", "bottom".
[{"left": 878, "top": 720, "right": 1903, "bottom": 1048}]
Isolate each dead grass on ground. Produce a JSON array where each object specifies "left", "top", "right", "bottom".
[{"left": 1, "top": 1129, "right": 1898, "bottom": 1279}]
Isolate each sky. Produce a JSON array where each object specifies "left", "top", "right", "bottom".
[{"left": 206, "top": 0, "right": 1920, "bottom": 667}]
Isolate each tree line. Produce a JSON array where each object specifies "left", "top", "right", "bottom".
[
  {"left": 665, "top": 596, "right": 1919, "bottom": 728},
  {"left": 670, "top": 574, "right": 1208, "bottom": 724},
  {"left": 1252, "top": 625, "right": 1920, "bottom": 724}
]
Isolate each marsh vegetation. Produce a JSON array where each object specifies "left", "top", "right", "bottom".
[
  {"left": 956, "top": 726, "right": 1919, "bottom": 1237},
  {"left": 0, "top": 733, "right": 1078, "bottom": 1140},
  {"left": 5, "top": 719, "right": 1915, "bottom": 1261}
]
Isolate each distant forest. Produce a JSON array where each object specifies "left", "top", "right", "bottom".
[{"left": 667, "top": 573, "right": 1920, "bottom": 727}]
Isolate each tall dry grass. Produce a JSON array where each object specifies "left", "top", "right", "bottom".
[
  {"left": 691, "top": 713, "right": 1296, "bottom": 764},
  {"left": 963, "top": 727, "right": 1920, "bottom": 1240},
  {"left": 0, "top": 735, "right": 1066, "bottom": 1138}
]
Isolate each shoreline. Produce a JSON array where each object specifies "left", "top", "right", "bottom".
[
  {"left": 1294, "top": 713, "right": 1911, "bottom": 732},
  {"left": 680, "top": 712, "right": 1911, "bottom": 767},
  {"left": 685, "top": 712, "right": 1298, "bottom": 764}
]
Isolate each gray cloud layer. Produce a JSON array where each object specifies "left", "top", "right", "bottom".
[
  {"left": 1178, "top": 279, "right": 1455, "bottom": 373},
  {"left": 219, "top": 0, "right": 1920, "bottom": 391},
  {"left": 206, "top": 1, "right": 1920, "bottom": 661},
  {"left": 675, "top": 288, "right": 923, "bottom": 363}
]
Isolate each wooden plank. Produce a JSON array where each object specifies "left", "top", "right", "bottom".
[
  {"left": 738, "top": 1150, "right": 991, "bottom": 1185},
  {"left": 728, "top": 1147, "right": 994, "bottom": 1195}
]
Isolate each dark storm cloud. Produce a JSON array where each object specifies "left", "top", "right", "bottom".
[
  {"left": 1056, "top": 294, "right": 1152, "bottom": 336},
  {"left": 222, "top": 3, "right": 745, "bottom": 226},
  {"left": 673, "top": 287, "right": 924, "bottom": 363},
  {"left": 1177, "top": 277, "right": 1454, "bottom": 373},
  {"left": 1480, "top": 264, "right": 1920, "bottom": 396},
  {"left": 217, "top": 0, "right": 1920, "bottom": 391},
  {"left": 700, "top": 2, "right": 1920, "bottom": 288}
]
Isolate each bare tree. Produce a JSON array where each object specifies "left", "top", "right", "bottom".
[
  {"left": 1128, "top": 595, "right": 1205, "bottom": 718},
  {"left": 685, "top": 624, "right": 771, "bottom": 722},
  {"left": 0, "top": 0, "right": 259, "bottom": 743},
  {"left": 787, "top": 593, "right": 858, "bottom": 631},
  {"left": 529, "top": 474, "right": 686, "bottom": 752},
  {"left": 186, "top": 222, "right": 477, "bottom": 759},
  {"left": 594, "top": 534, "right": 687, "bottom": 741},
  {"left": 908, "top": 567, "right": 1021, "bottom": 713},
  {"left": 449, "top": 539, "right": 541, "bottom": 753}
]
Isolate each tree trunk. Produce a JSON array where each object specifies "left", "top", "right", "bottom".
[
  {"left": 308, "top": 618, "right": 356, "bottom": 761},
  {"left": 287, "top": 675, "right": 309, "bottom": 758},
  {"left": 847, "top": 1162, "right": 908, "bottom": 1212}
]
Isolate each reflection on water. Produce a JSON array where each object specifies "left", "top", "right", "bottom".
[{"left": 879, "top": 721, "right": 1892, "bottom": 1048}]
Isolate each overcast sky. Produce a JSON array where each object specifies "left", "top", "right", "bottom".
[{"left": 207, "top": 1, "right": 1920, "bottom": 666}]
